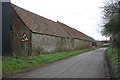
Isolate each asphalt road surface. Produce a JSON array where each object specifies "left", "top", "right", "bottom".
[{"left": 10, "top": 48, "right": 109, "bottom": 78}]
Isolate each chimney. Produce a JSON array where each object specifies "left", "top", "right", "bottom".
[{"left": 0, "top": 0, "right": 11, "bottom": 56}]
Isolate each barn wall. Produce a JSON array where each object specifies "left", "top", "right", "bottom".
[
  {"left": 31, "top": 33, "right": 62, "bottom": 54},
  {"left": 32, "top": 33, "right": 75, "bottom": 55},
  {"left": 73, "top": 39, "right": 82, "bottom": 49},
  {"left": 11, "top": 7, "right": 32, "bottom": 56},
  {"left": 32, "top": 33, "right": 92, "bottom": 55},
  {"left": 89, "top": 41, "right": 92, "bottom": 47},
  {"left": 61, "top": 37, "right": 74, "bottom": 51},
  {"left": 73, "top": 39, "right": 92, "bottom": 50}
]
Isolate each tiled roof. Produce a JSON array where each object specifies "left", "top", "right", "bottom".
[
  {"left": 78, "top": 32, "right": 91, "bottom": 41},
  {"left": 12, "top": 4, "right": 91, "bottom": 41},
  {"left": 12, "top": 4, "right": 71, "bottom": 38},
  {"left": 57, "top": 22, "right": 82, "bottom": 39},
  {"left": 57, "top": 22, "right": 90, "bottom": 41}
]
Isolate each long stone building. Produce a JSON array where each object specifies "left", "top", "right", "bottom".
[{"left": 10, "top": 4, "right": 93, "bottom": 56}]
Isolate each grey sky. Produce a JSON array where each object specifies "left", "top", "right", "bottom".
[{"left": 11, "top": 0, "right": 109, "bottom": 40}]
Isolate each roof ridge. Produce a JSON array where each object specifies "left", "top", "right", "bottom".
[
  {"left": 57, "top": 21, "right": 77, "bottom": 31},
  {"left": 57, "top": 21, "right": 85, "bottom": 35},
  {"left": 11, "top": 3, "right": 71, "bottom": 38},
  {"left": 57, "top": 21, "right": 73, "bottom": 38},
  {"left": 11, "top": 3, "right": 91, "bottom": 41},
  {"left": 11, "top": 3, "right": 57, "bottom": 24}
]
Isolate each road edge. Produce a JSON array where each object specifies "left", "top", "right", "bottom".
[
  {"left": 3, "top": 48, "right": 98, "bottom": 78},
  {"left": 104, "top": 49, "right": 116, "bottom": 79}
]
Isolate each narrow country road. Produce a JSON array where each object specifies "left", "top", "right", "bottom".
[{"left": 9, "top": 48, "right": 109, "bottom": 78}]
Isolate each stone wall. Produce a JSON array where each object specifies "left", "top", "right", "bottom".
[
  {"left": 32, "top": 33, "right": 62, "bottom": 54},
  {"left": 73, "top": 39, "right": 91, "bottom": 50},
  {"left": 32, "top": 33, "right": 75, "bottom": 54},
  {"left": 73, "top": 39, "right": 83, "bottom": 48},
  {"left": 32, "top": 33, "right": 91, "bottom": 54},
  {"left": 11, "top": 6, "right": 32, "bottom": 56},
  {"left": 61, "top": 37, "right": 74, "bottom": 51}
]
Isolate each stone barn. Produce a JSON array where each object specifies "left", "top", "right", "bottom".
[
  {"left": 10, "top": 4, "right": 92, "bottom": 56},
  {"left": 57, "top": 22, "right": 92, "bottom": 49}
]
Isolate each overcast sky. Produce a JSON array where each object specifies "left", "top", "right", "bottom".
[{"left": 11, "top": 0, "right": 109, "bottom": 41}]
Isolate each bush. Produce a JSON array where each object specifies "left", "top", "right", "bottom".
[{"left": 106, "top": 47, "right": 120, "bottom": 79}]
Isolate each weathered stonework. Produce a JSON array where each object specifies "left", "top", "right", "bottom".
[
  {"left": 32, "top": 33, "right": 62, "bottom": 54},
  {"left": 73, "top": 39, "right": 91, "bottom": 50},
  {"left": 61, "top": 37, "right": 74, "bottom": 51},
  {"left": 32, "top": 33, "right": 75, "bottom": 54},
  {"left": 31, "top": 33, "right": 92, "bottom": 55},
  {"left": 11, "top": 6, "right": 31, "bottom": 56},
  {"left": 10, "top": 4, "right": 93, "bottom": 56}
]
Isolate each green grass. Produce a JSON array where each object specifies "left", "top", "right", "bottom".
[
  {"left": 2, "top": 48, "right": 97, "bottom": 76},
  {"left": 106, "top": 47, "right": 120, "bottom": 79}
]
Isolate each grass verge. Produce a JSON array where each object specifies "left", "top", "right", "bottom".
[
  {"left": 106, "top": 47, "right": 120, "bottom": 79},
  {"left": 3, "top": 48, "right": 97, "bottom": 77}
]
